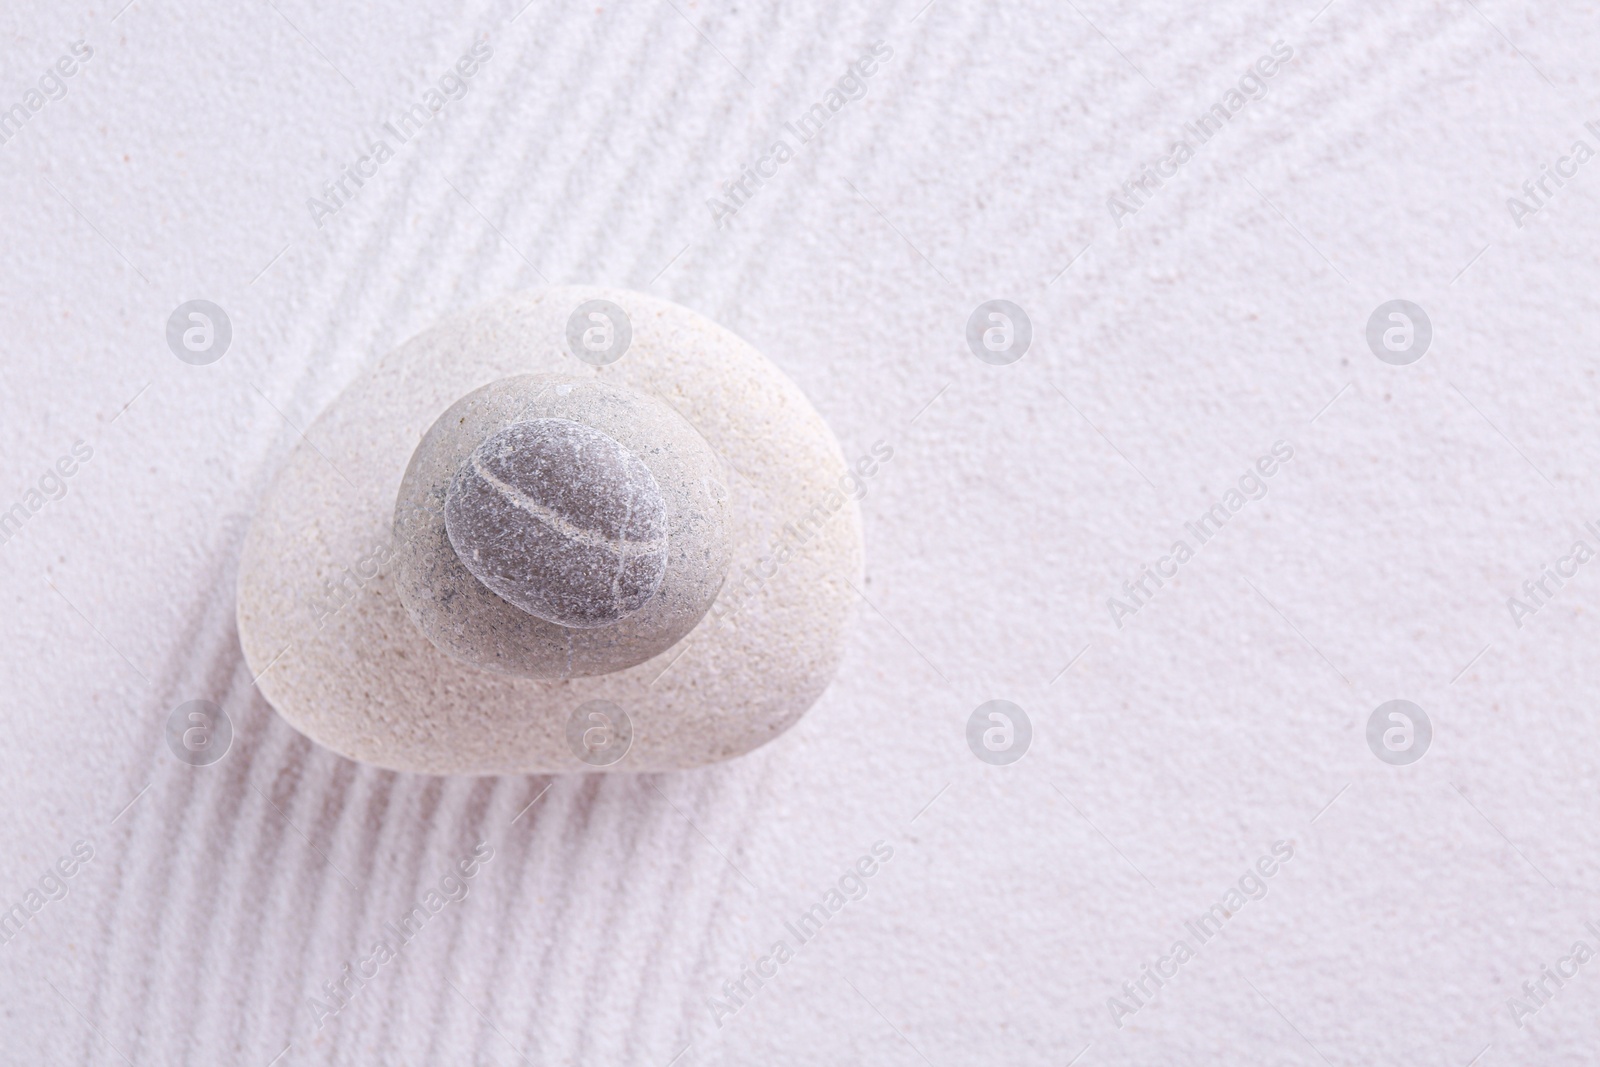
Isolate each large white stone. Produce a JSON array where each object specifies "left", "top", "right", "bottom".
[{"left": 236, "top": 287, "right": 863, "bottom": 774}]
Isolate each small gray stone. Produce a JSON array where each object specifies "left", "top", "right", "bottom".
[
  {"left": 392, "top": 374, "right": 732, "bottom": 679},
  {"left": 444, "top": 419, "right": 668, "bottom": 627}
]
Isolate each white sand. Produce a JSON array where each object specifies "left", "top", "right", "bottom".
[{"left": 3, "top": 1, "right": 1599, "bottom": 1064}]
